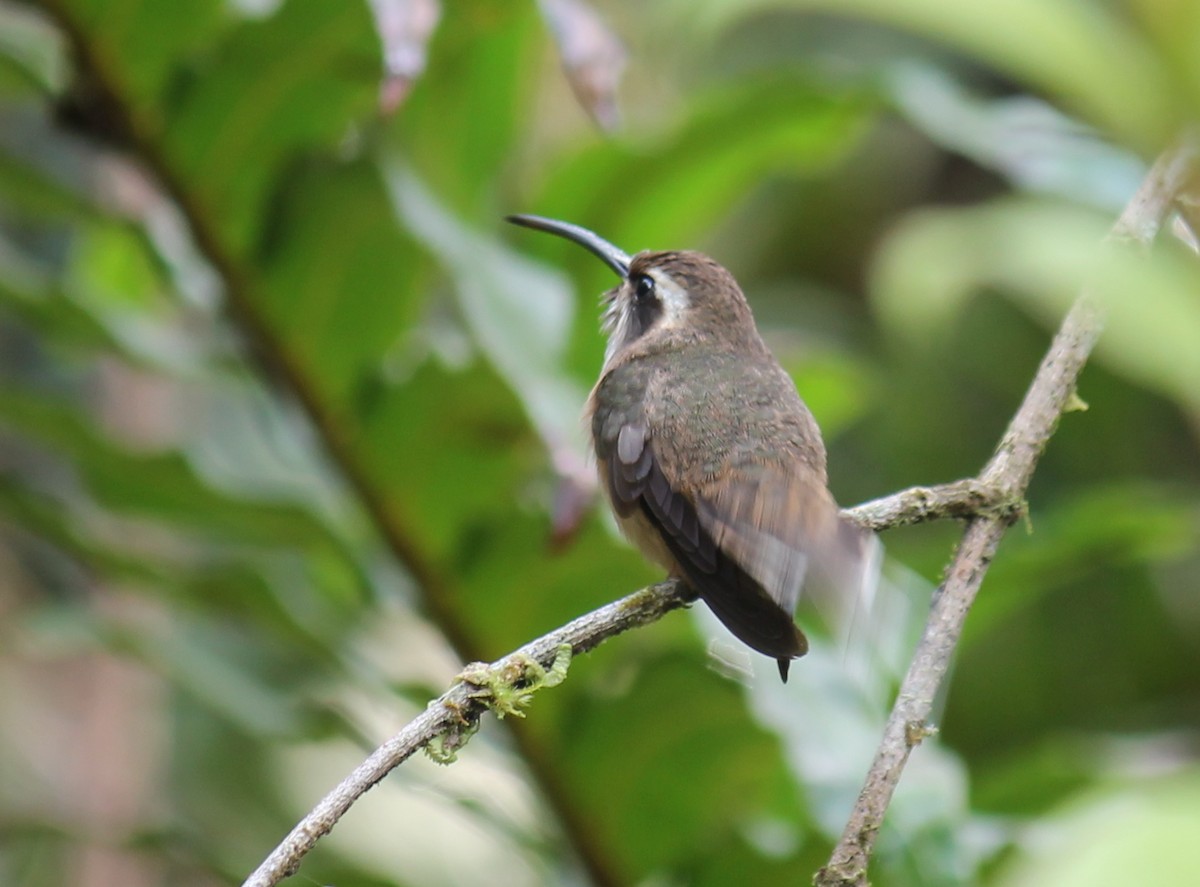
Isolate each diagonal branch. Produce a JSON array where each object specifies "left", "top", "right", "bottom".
[
  {"left": 242, "top": 579, "right": 693, "bottom": 887},
  {"left": 816, "top": 135, "right": 1200, "bottom": 887}
]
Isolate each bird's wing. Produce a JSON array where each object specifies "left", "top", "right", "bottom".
[
  {"left": 598, "top": 418, "right": 808, "bottom": 661},
  {"left": 692, "top": 460, "right": 879, "bottom": 627},
  {"left": 603, "top": 420, "right": 715, "bottom": 571}
]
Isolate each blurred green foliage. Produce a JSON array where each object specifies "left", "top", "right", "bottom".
[{"left": 1, "top": 1, "right": 1199, "bottom": 885}]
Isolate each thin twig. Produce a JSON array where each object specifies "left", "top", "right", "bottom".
[
  {"left": 844, "top": 478, "right": 1012, "bottom": 531},
  {"left": 242, "top": 579, "right": 692, "bottom": 887},
  {"left": 815, "top": 135, "right": 1200, "bottom": 887}
]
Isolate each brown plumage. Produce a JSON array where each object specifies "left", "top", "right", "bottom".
[{"left": 509, "top": 218, "right": 878, "bottom": 681}]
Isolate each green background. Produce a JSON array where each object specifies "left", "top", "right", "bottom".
[{"left": 2, "top": 1, "right": 1199, "bottom": 885}]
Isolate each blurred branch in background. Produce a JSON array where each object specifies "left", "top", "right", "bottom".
[
  {"left": 29, "top": 2, "right": 630, "bottom": 885},
  {"left": 6, "top": 2, "right": 1200, "bottom": 887}
]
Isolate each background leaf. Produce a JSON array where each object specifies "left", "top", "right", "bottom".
[{"left": 3, "top": 2, "right": 1200, "bottom": 886}]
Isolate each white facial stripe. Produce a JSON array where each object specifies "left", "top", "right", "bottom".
[
  {"left": 602, "top": 295, "right": 631, "bottom": 366},
  {"left": 652, "top": 270, "right": 690, "bottom": 326},
  {"left": 601, "top": 267, "right": 691, "bottom": 369}
]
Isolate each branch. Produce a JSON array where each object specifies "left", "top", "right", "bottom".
[
  {"left": 237, "top": 472, "right": 1033, "bottom": 886},
  {"left": 843, "top": 478, "right": 1013, "bottom": 531},
  {"left": 816, "top": 135, "right": 1200, "bottom": 887},
  {"left": 242, "top": 579, "right": 693, "bottom": 887}
]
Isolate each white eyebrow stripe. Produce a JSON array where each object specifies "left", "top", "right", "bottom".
[
  {"left": 600, "top": 266, "right": 692, "bottom": 370},
  {"left": 653, "top": 270, "right": 690, "bottom": 326}
]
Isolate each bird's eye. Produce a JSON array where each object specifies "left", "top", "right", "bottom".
[{"left": 634, "top": 274, "right": 656, "bottom": 301}]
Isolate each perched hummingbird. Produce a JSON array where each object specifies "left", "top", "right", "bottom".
[{"left": 508, "top": 215, "right": 878, "bottom": 681}]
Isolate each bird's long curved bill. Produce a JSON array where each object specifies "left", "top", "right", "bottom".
[{"left": 506, "top": 214, "right": 630, "bottom": 278}]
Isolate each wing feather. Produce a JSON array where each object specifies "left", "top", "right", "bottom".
[
  {"left": 695, "top": 462, "right": 879, "bottom": 629},
  {"left": 600, "top": 420, "right": 806, "bottom": 662}
]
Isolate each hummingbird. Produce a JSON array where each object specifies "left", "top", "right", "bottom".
[{"left": 508, "top": 215, "right": 878, "bottom": 681}]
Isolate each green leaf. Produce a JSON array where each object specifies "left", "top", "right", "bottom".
[
  {"left": 386, "top": 166, "right": 587, "bottom": 452},
  {"left": 260, "top": 158, "right": 425, "bottom": 402},
  {"left": 555, "top": 654, "right": 806, "bottom": 877},
  {"left": 872, "top": 197, "right": 1200, "bottom": 412},
  {"left": 993, "top": 768, "right": 1200, "bottom": 887},
  {"left": 356, "top": 356, "right": 532, "bottom": 559},
  {"left": 0, "top": 142, "right": 101, "bottom": 222},
  {"left": 668, "top": 0, "right": 1179, "bottom": 149},
  {"left": 164, "top": 0, "right": 380, "bottom": 251},
  {"left": 780, "top": 348, "right": 877, "bottom": 441},
  {"left": 0, "top": 3, "right": 67, "bottom": 96},
  {"left": 964, "top": 482, "right": 1200, "bottom": 645},
  {"left": 56, "top": 0, "right": 225, "bottom": 110},
  {"left": 0, "top": 384, "right": 346, "bottom": 551},
  {"left": 122, "top": 612, "right": 309, "bottom": 736},
  {"left": 394, "top": 1, "right": 540, "bottom": 216},
  {"left": 532, "top": 79, "right": 870, "bottom": 270},
  {"left": 0, "top": 482, "right": 167, "bottom": 587}
]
